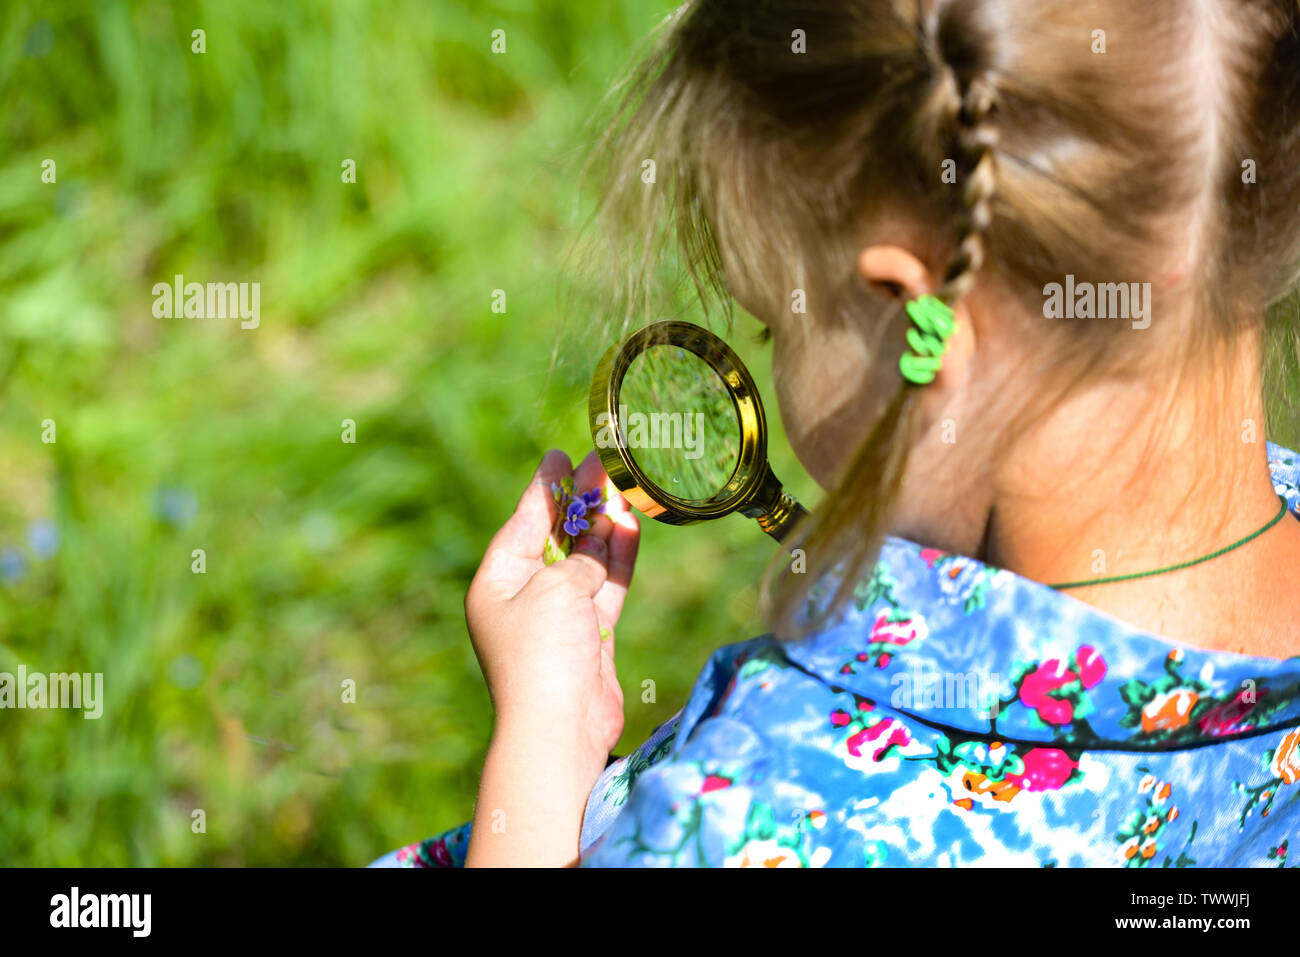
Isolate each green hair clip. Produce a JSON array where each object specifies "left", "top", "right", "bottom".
[{"left": 899, "top": 294, "right": 956, "bottom": 386}]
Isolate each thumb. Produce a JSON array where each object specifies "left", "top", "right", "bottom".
[{"left": 551, "top": 534, "right": 609, "bottom": 597}]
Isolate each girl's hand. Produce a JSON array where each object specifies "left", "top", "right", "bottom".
[{"left": 464, "top": 449, "right": 640, "bottom": 866}]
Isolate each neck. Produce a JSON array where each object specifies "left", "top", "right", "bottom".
[{"left": 986, "top": 349, "right": 1300, "bottom": 657}]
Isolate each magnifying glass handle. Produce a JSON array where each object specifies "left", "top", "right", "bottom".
[
  {"left": 738, "top": 467, "right": 807, "bottom": 543},
  {"left": 755, "top": 491, "right": 807, "bottom": 543}
]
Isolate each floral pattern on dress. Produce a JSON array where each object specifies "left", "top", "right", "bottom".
[
  {"left": 1233, "top": 727, "right": 1300, "bottom": 827},
  {"left": 1115, "top": 773, "right": 1187, "bottom": 866},
  {"left": 392, "top": 824, "right": 469, "bottom": 868}
]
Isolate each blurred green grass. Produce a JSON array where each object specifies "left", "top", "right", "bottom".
[{"left": 0, "top": 0, "right": 814, "bottom": 864}]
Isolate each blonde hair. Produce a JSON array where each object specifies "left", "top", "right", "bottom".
[{"left": 582, "top": 0, "right": 1300, "bottom": 635}]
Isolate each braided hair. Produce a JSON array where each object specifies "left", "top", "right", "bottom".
[{"left": 766, "top": 5, "right": 1002, "bottom": 635}]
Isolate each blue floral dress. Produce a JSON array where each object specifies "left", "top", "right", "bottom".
[{"left": 372, "top": 442, "right": 1300, "bottom": 868}]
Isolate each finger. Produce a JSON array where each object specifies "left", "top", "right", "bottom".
[
  {"left": 576, "top": 514, "right": 617, "bottom": 645},
  {"left": 594, "top": 506, "right": 639, "bottom": 633},
  {"left": 531, "top": 534, "right": 609, "bottom": 601},
  {"left": 601, "top": 483, "right": 634, "bottom": 518},
  {"left": 487, "top": 449, "right": 573, "bottom": 561},
  {"left": 572, "top": 448, "right": 609, "bottom": 497}
]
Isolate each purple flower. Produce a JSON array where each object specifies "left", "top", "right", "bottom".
[
  {"left": 553, "top": 482, "right": 605, "bottom": 540},
  {"left": 564, "top": 499, "right": 590, "bottom": 537}
]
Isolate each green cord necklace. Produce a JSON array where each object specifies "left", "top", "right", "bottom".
[{"left": 1048, "top": 494, "right": 1292, "bottom": 591}]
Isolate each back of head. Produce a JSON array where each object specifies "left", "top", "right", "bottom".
[{"left": 591, "top": 0, "right": 1300, "bottom": 633}]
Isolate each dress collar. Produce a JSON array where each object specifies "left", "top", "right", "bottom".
[{"left": 782, "top": 442, "right": 1300, "bottom": 750}]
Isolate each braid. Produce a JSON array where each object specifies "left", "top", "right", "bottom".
[
  {"left": 765, "top": 13, "right": 1001, "bottom": 637},
  {"left": 936, "top": 75, "right": 999, "bottom": 304}
]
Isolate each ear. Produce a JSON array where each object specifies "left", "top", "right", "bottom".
[{"left": 856, "top": 244, "right": 976, "bottom": 407}]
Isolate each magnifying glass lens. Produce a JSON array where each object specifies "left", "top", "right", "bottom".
[{"left": 619, "top": 345, "right": 741, "bottom": 502}]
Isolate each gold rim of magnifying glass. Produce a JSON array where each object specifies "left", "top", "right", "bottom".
[{"left": 588, "top": 321, "right": 769, "bottom": 525}]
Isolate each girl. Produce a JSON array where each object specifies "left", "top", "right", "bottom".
[{"left": 374, "top": 0, "right": 1300, "bottom": 867}]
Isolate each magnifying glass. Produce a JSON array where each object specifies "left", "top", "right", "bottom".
[{"left": 588, "top": 320, "right": 808, "bottom": 543}]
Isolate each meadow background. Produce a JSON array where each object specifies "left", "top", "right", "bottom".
[{"left": 0, "top": 0, "right": 821, "bottom": 865}]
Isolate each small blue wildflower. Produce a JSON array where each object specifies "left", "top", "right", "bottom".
[
  {"left": 153, "top": 486, "right": 198, "bottom": 528},
  {"left": 27, "top": 518, "right": 59, "bottom": 559},
  {"left": 0, "top": 547, "right": 25, "bottom": 583}
]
